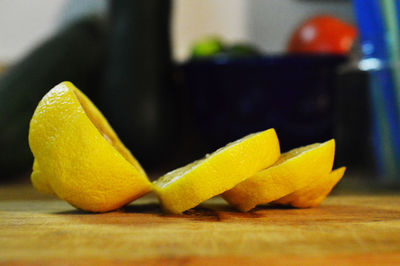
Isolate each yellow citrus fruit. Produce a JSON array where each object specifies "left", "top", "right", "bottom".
[
  {"left": 31, "top": 159, "right": 54, "bottom": 195},
  {"left": 153, "top": 129, "right": 281, "bottom": 214},
  {"left": 272, "top": 167, "right": 346, "bottom": 208},
  {"left": 29, "top": 81, "right": 151, "bottom": 212},
  {"left": 222, "top": 139, "right": 335, "bottom": 212}
]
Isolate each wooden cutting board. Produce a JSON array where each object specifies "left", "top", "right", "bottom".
[{"left": 1, "top": 182, "right": 400, "bottom": 265}]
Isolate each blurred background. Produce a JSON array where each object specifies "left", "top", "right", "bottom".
[
  {"left": 0, "top": 0, "right": 399, "bottom": 185},
  {"left": 0, "top": 0, "right": 354, "bottom": 62}
]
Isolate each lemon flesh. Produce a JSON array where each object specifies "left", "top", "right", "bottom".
[
  {"left": 223, "top": 139, "right": 335, "bottom": 212},
  {"left": 272, "top": 167, "right": 346, "bottom": 208},
  {"left": 29, "top": 81, "right": 151, "bottom": 212},
  {"left": 153, "top": 129, "right": 281, "bottom": 214}
]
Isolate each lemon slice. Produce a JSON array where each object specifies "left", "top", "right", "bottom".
[
  {"left": 153, "top": 129, "right": 281, "bottom": 214},
  {"left": 222, "top": 139, "right": 335, "bottom": 211},
  {"left": 272, "top": 167, "right": 346, "bottom": 208},
  {"left": 29, "top": 81, "right": 151, "bottom": 212}
]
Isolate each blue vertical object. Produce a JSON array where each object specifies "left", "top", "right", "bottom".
[
  {"left": 353, "top": 0, "right": 400, "bottom": 181},
  {"left": 370, "top": 73, "right": 400, "bottom": 180},
  {"left": 353, "top": 0, "right": 387, "bottom": 60}
]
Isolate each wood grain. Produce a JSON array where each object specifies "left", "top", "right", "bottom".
[{"left": 1, "top": 182, "right": 400, "bottom": 265}]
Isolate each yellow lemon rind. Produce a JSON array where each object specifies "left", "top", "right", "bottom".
[
  {"left": 222, "top": 139, "right": 335, "bottom": 212},
  {"left": 29, "top": 81, "right": 151, "bottom": 212},
  {"left": 153, "top": 128, "right": 281, "bottom": 214},
  {"left": 273, "top": 166, "right": 346, "bottom": 208}
]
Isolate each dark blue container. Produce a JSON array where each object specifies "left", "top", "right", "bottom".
[{"left": 181, "top": 55, "right": 346, "bottom": 152}]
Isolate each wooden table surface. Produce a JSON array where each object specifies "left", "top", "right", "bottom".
[{"left": 1, "top": 181, "right": 400, "bottom": 265}]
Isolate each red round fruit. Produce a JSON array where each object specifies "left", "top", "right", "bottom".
[{"left": 288, "top": 15, "right": 357, "bottom": 55}]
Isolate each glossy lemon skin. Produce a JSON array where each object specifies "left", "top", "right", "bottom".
[
  {"left": 223, "top": 139, "right": 336, "bottom": 212},
  {"left": 273, "top": 167, "right": 346, "bottom": 208},
  {"left": 153, "top": 129, "right": 281, "bottom": 214},
  {"left": 29, "top": 82, "right": 151, "bottom": 212}
]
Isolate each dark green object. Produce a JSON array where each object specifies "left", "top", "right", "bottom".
[
  {"left": 99, "top": 0, "right": 178, "bottom": 168},
  {"left": 0, "top": 17, "right": 108, "bottom": 180},
  {"left": 225, "top": 43, "right": 261, "bottom": 58}
]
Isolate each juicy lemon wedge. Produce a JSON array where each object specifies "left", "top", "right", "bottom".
[
  {"left": 272, "top": 167, "right": 346, "bottom": 208},
  {"left": 222, "top": 139, "right": 335, "bottom": 212},
  {"left": 153, "top": 129, "right": 281, "bottom": 214},
  {"left": 29, "top": 81, "right": 151, "bottom": 212}
]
